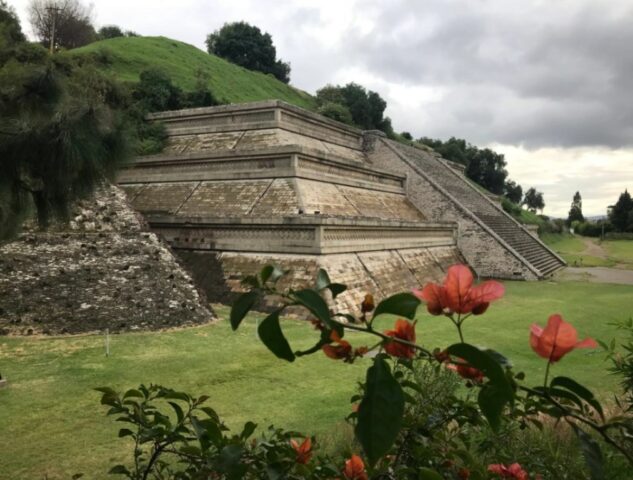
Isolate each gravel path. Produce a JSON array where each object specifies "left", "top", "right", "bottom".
[{"left": 558, "top": 267, "right": 633, "bottom": 285}]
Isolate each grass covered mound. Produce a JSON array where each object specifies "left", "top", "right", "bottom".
[
  {"left": 1, "top": 280, "right": 632, "bottom": 478},
  {"left": 72, "top": 36, "right": 317, "bottom": 110}
]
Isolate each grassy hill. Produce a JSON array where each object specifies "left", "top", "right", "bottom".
[{"left": 72, "top": 36, "right": 317, "bottom": 110}]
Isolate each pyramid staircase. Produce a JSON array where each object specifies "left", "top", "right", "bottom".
[{"left": 389, "top": 142, "right": 566, "bottom": 277}]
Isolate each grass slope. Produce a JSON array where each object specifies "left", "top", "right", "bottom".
[
  {"left": 72, "top": 36, "right": 317, "bottom": 110},
  {"left": 2, "top": 281, "right": 633, "bottom": 478}
]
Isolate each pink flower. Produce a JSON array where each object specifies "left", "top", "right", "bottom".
[
  {"left": 530, "top": 314, "right": 597, "bottom": 362},
  {"left": 414, "top": 265, "right": 504, "bottom": 316},
  {"left": 488, "top": 463, "right": 529, "bottom": 479}
]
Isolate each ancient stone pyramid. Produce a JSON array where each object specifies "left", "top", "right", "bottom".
[{"left": 118, "top": 100, "right": 565, "bottom": 314}]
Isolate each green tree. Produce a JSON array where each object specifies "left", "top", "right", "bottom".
[
  {"left": 97, "top": 24, "right": 123, "bottom": 39},
  {"left": 400, "top": 131, "right": 413, "bottom": 141},
  {"left": 0, "top": 1, "right": 25, "bottom": 48},
  {"left": 567, "top": 191, "right": 584, "bottom": 226},
  {"left": 0, "top": 16, "right": 130, "bottom": 238},
  {"left": 315, "top": 83, "right": 394, "bottom": 136},
  {"left": 28, "top": 0, "right": 96, "bottom": 50},
  {"left": 504, "top": 180, "right": 523, "bottom": 204},
  {"left": 317, "top": 101, "right": 353, "bottom": 125},
  {"left": 522, "top": 187, "right": 545, "bottom": 213},
  {"left": 418, "top": 136, "right": 508, "bottom": 194},
  {"left": 609, "top": 189, "right": 633, "bottom": 232},
  {"left": 205, "top": 21, "right": 290, "bottom": 83}
]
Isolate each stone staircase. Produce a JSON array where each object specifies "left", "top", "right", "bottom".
[{"left": 390, "top": 142, "right": 566, "bottom": 278}]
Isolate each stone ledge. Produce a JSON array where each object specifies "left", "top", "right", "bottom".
[
  {"left": 118, "top": 146, "right": 407, "bottom": 193},
  {"left": 147, "top": 216, "right": 456, "bottom": 255}
]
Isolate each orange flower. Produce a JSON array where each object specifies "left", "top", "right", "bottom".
[
  {"left": 343, "top": 454, "right": 368, "bottom": 480},
  {"left": 488, "top": 463, "right": 529, "bottom": 479},
  {"left": 384, "top": 319, "right": 416, "bottom": 358},
  {"left": 361, "top": 294, "right": 375, "bottom": 313},
  {"left": 446, "top": 358, "right": 484, "bottom": 382},
  {"left": 290, "top": 437, "right": 312, "bottom": 464},
  {"left": 530, "top": 314, "right": 597, "bottom": 362},
  {"left": 322, "top": 331, "right": 352, "bottom": 360},
  {"left": 413, "top": 264, "right": 504, "bottom": 316}
]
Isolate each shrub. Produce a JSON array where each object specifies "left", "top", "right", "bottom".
[
  {"left": 317, "top": 101, "right": 353, "bottom": 125},
  {"left": 100, "top": 265, "right": 633, "bottom": 478}
]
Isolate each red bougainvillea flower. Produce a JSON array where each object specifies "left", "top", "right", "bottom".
[
  {"left": 446, "top": 358, "right": 485, "bottom": 382},
  {"left": 343, "top": 454, "right": 368, "bottom": 480},
  {"left": 322, "top": 331, "right": 352, "bottom": 360},
  {"left": 290, "top": 437, "right": 312, "bottom": 464},
  {"left": 413, "top": 264, "right": 505, "bottom": 316},
  {"left": 361, "top": 293, "right": 375, "bottom": 313},
  {"left": 384, "top": 319, "right": 416, "bottom": 358},
  {"left": 458, "top": 467, "right": 471, "bottom": 480},
  {"left": 488, "top": 463, "right": 529, "bottom": 479},
  {"left": 530, "top": 314, "right": 597, "bottom": 362}
]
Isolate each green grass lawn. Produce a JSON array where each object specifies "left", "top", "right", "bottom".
[
  {"left": 542, "top": 234, "right": 633, "bottom": 268},
  {"left": 71, "top": 36, "right": 317, "bottom": 110},
  {"left": 603, "top": 240, "right": 633, "bottom": 266},
  {"left": 1, "top": 281, "right": 632, "bottom": 478}
]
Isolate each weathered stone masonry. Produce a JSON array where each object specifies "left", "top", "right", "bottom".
[{"left": 117, "top": 100, "right": 564, "bottom": 316}]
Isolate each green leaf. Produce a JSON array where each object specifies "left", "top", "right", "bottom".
[
  {"left": 240, "top": 421, "right": 257, "bottom": 440},
  {"left": 571, "top": 424, "right": 604, "bottom": 480},
  {"left": 258, "top": 310, "right": 295, "bottom": 362},
  {"left": 168, "top": 402, "right": 184, "bottom": 423},
  {"left": 372, "top": 293, "right": 420, "bottom": 320},
  {"left": 551, "top": 376, "right": 604, "bottom": 420},
  {"left": 123, "top": 389, "right": 143, "bottom": 399},
  {"left": 191, "top": 416, "right": 222, "bottom": 450},
  {"left": 218, "top": 445, "right": 246, "bottom": 480},
  {"left": 355, "top": 355, "right": 405, "bottom": 466},
  {"left": 117, "top": 428, "right": 135, "bottom": 438},
  {"left": 447, "top": 343, "right": 514, "bottom": 431},
  {"left": 328, "top": 283, "right": 347, "bottom": 299},
  {"left": 230, "top": 290, "right": 259, "bottom": 330},
  {"left": 108, "top": 465, "right": 131, "bottom": 475},
  {"left": 315, "top": 268, "right": 331, "bottom": 290},
  {"left": 292, "top": 289, "right": 341, "bottom": 334},
  {"left": 478, "top": 385, "right": 510, "bottom": 432},
  {"left": 260, "top": 265, "right": 284, "bottom": 284},
  {"left": 419, "top": 468, "right": 444, "bottom": 480}
]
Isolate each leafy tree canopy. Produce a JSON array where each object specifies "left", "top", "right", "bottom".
[
  {"left": 315, "top": 83, "right": 394, "bottom": 137},
  {"left": 504, "top": 180, "right": 523, "bottom": 204},
  {"left": 0, "top": 0, "right": 25, "bottom": 48},
  {"left": 28, "top": 0, "right": 96, "bottom": 50},
  {"left": 205, "top": 21, "right": 290, "bottom": 83},
  {"left": 522, "top": 187, "right": 545, "bottom": 213},
  {"left": 567, "top": 191, "right": 584, "bottom": 226},
  {"left": 609, "top": 189, "right": 633, "bottom": 232},
  {"left": 0, "top": 16, "right": 130, "bottom": 238},
  {"left": 418, "top": 136, "right": 510, "bottom": 195},
  {"left": 98, "top": 25, "right": 123, "bottom": 40}
]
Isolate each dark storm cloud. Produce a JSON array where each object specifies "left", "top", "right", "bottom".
[{"left": 333, "top": 0, "right": 633, "bottom": 148}]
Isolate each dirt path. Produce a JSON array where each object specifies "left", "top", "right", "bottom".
[
  {"left": 579, "top": 237, "right": 608, "bottom": 258},
  {"left": 558, "top": 267, "right": 633, "bottom": 285}
]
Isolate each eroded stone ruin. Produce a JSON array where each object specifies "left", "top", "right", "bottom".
[
  {"left": 0, "top": 186, "right": 213, "bottom": 335},
  {"left": 117, "top": 101, "right": 565, "bottom": 314}
]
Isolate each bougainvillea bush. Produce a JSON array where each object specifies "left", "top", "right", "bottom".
[{"left": 99, "top": 264, "right": 633, "bottom": 479}]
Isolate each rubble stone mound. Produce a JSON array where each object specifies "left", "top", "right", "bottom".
[{"left": 0, "top": 186, "right": 214, "bottom": 335}]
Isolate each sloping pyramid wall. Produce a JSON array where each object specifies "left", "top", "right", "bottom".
[{"left": 117, "top": 102, "right": 463, "bottom": 314}]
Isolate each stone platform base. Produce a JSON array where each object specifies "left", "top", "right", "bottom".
[{"left": 177, "top": 244, "right": 463, "bottom": 316}]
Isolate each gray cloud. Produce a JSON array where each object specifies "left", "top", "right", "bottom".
[{"left": 8, "top": 0, "right": 633, "bottom": 215}]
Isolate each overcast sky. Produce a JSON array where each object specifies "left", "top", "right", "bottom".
[{"left": 10, "top": 0, "right": 633, "bottom": 217}]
